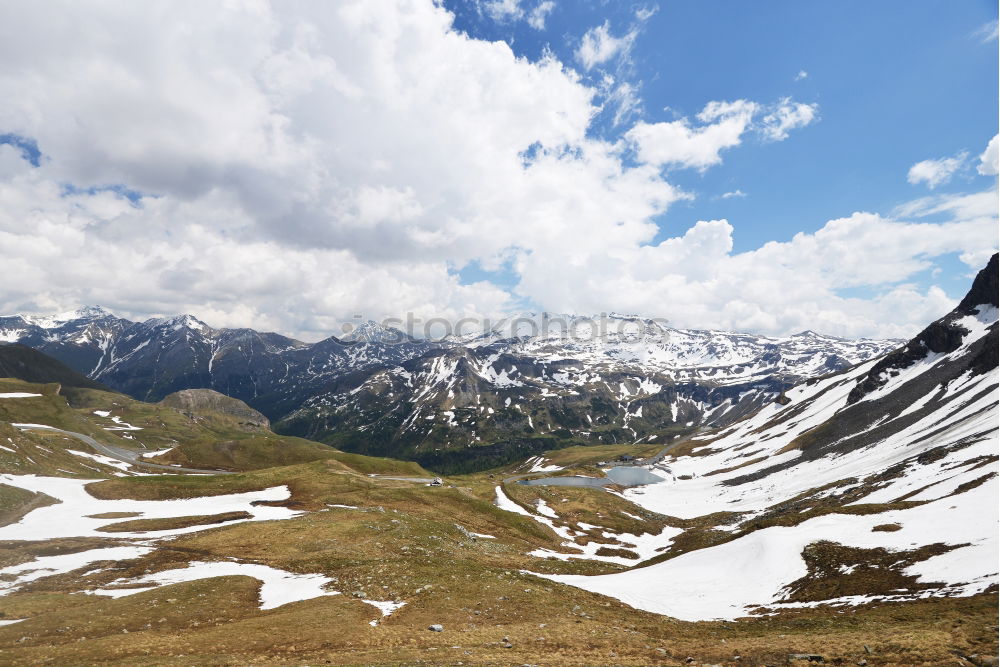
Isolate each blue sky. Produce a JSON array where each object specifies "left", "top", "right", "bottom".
[
  {"left": 0, "top": 1, "right": 996, "bottom": 340},
  {"left": 447, "top": 0, "right": 998, "bottom": 299}
]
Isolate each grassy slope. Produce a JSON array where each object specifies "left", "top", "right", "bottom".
[
  {"left": 0, "top": 344, "right": 110, "bottom": 392},
  {"left": 0, "top": 378, "right": 996, "bottom": 664},
  {"left": 0, "top": 484, "right": 58, "bottom": 528},
  {"left": 1, "top": 465, "right": 995, "bottom": 665},
  {"left": 0, "top": 379, "right": 424, "bottom": 477},
  {"left": 0, "top": 422, "right": 128, "bottom": 478}
]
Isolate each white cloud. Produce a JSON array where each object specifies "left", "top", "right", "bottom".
[
  {"left": 626, "top": 100, "right": 757, "bottom": 170},
  {"left": 626, "top": 98, "right": 817, "bottom": 171},
  {"left": 892, "top": 188, "right": 998, "bottom": 221},
  {"left": 606, "top": 80, "right": 641, "bottom": 126},
  {"left": 481, "top": 0, "right": 554, "bottom": 30},
  {"left": 527, "top": 1, "right": 555, "bottom": 30},
  {"left": 0, "top": 0, "right": 683, "bottom": 339},
  {"left": 759, "top": 98, "right": 819, "bottom": 141},
  {"left": 978, "top": 134, "right": 998, "bottom": 176},
  {"left": 721, "top": 189, "right": 746, "bottom": 199},
  {"left": 907, "top": 152, "right": 969, "bottom": 188},
  {"left": 575, "top": 21, "right": 637, "bottom": 70},
  {"left": 0, "top": 0, "right": 990, "bottom": 342},
  {"left": 513, "top": 200, "right": 997, "bottom": 339},
  {"left": 794, "top": 70, "right": 808, "bottom": 81},
  {"left": 482, "top": 0, "right": 523, "bottom": 22},
  {"left": 635, "top": 6, "right": 658, "bottom": 22},
  {"left": 974, "top": 19, "right": 998, "bottom": 43},
  {"left": 578, "top": 12, "right": 656, "bottom": 126}
]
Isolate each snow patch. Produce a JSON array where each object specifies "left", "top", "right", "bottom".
[{"left": 91, "top": 560, "right": 339, "bottom": 610}]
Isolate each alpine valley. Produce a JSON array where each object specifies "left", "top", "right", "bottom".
[
  {"left": 1, "top": 306, "right": 899, "bottom": 472},
  {"left": 0, "top": 255, "right": 994, "bottom": 666}
]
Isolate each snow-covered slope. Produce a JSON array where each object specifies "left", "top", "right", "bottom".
[
  {"left": 454, "top": 312, "right": 893, "bottom": 385},
  {"left": 0, "top": 310, "right": 433, "bottom": 414},
  {"left": 527, "top": 254, "right": 999, "bottom": 620},
  {"left": 3, "top": 307, "right": 898, "bottom": 470},
  {"left": 276, "top": 317, "right": 898, "bottom": 469},
  {"left": 0, "top": 307, "right": 132, "bottom": 376}
]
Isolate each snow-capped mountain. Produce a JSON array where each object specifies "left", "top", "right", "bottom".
[
  {"left": 0, "top": 309, "right": 432, "bottom": 416},
  {"left": 457, "top": 313, "right": 893, "bottom": 385},
  {"left": 1, "top": 305, "right": 900, "bottom": 470},
  {"left": 526, "top": 254, "right": 999, "bottom": 619},
  {"left": 341, "top": 320, "right": 416, "bottom": 344},
  {"left": 274, "top": 312, "right": 898, "bottom": 470},
  {"left": 0, "top": 306, "right": 133, "bottom": 375}
]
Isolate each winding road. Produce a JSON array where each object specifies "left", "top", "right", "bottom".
[
  {"left": 643, "top": 427, "right": 704, "bottom": 465},
  {"left": 15, "top": 424, "right": 234, "bottom": 475}
]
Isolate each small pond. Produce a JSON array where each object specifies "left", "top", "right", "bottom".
[{"left": 518, "top": 466, "right": 665, "bottom": 488}]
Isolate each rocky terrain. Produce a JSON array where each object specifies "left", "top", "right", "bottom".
[
  {"left": 159, "top": 389, "right": 270, "bottom": 431},
  {"left": 533, "top": 253, "right": 998, "bottom": 621},
  {"left": 2, "top": 308, "right": 899, "bottom": 471},
  {"left": 0, "top": 255, "right": 994, "bottom": 665}
]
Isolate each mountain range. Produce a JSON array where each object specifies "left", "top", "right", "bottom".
[
  {"left": 0, "top": 255, "right": 994, "bottom": 664},
  {"left": 1, "top": 307, "right": 899, "bottom": 471},
  {"left": 535, "top": 252, "right": 999, "bottom": 620}
]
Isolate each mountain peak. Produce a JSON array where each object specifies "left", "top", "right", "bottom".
[
  {"left": 341, "top": 320, "right": 411, "bottom": 344},
  {"left": 145, "top": 314, "right": 210, "bottom": 333},
  {"left": 847, "top": 254, "right": 998, "bottom": 404},
  {"left": 73, "top": 305, "right": 112, "bottom": 319},
  {"left": 18, "top": 305, "right": 112, "bottom": 328},
  {"left": 788, "top": 329, "right": 848, "bottom": 341},
  {"left": 957, "top": 253, "right": 999, "bottom": 313}
]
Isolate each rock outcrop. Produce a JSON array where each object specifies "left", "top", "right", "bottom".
[{"left": 160, "top": 388, "right": 270, "bottom": 430}]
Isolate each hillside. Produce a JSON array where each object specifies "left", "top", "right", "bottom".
[
  {"left": 528, "top": 253, "right": 998, "bottom": 620},
  {"left": 2, "top": 308, "right": 899, "bottom": 471},
  {"left": 159, "top": 388, "right": 270, "bottom": 430},
  {"left": 0, "top": 344, "right": 110, "bottom": 393},
  {"left": 0, "top": 256, "right": 993, "bottom": 665}
]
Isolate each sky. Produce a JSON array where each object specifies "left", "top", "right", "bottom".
[{"left": 0, "top": 0, "right": 996, "bottom": 342}]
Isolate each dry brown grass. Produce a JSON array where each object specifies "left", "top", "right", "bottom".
[
  {"left": 1, "top": 379, "right": 997, "bottom": 665},
  {"left": 2, "top": 469, "right": 995, "bottom": 666},
  {"left": 96, "top": 511, "right": 253, "bottom": 533}
]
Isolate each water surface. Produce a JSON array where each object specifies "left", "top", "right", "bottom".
[{"left": 518, "top": 466, "right": 664, "bottom": 488}]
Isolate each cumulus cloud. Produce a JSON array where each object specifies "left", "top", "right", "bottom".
[
  {"left": 513, "top": 205, "right": 997, "bottom": 339},
  {"left": 759, "top": 98, "right": 819, "bottom": 141},
  {"left": 794, "top": 70, "right": 808, "bottom": 81},
  {"left": 721, "top": 189, "right": 746, "bottom": 199},
  {"left": 0, "top": 0, "right": 992, "bottom": 341},
  {"left": 907, "top": 152, "right": 969, "bottom": 188},
  {"left": 626, "top": 98, "right": 817, "bottom": 171},
  {"left": 626, "top": 100, "right": 758, "bottom": 170},
  {"left": 978, "top": 134, "right": 998, "bottom": 176},
  {"left": 0, "top": 0, "right": 679, "bottom": 339},
  {"left": 575, "top": 21, "right": 637, "bottom": 70}
]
